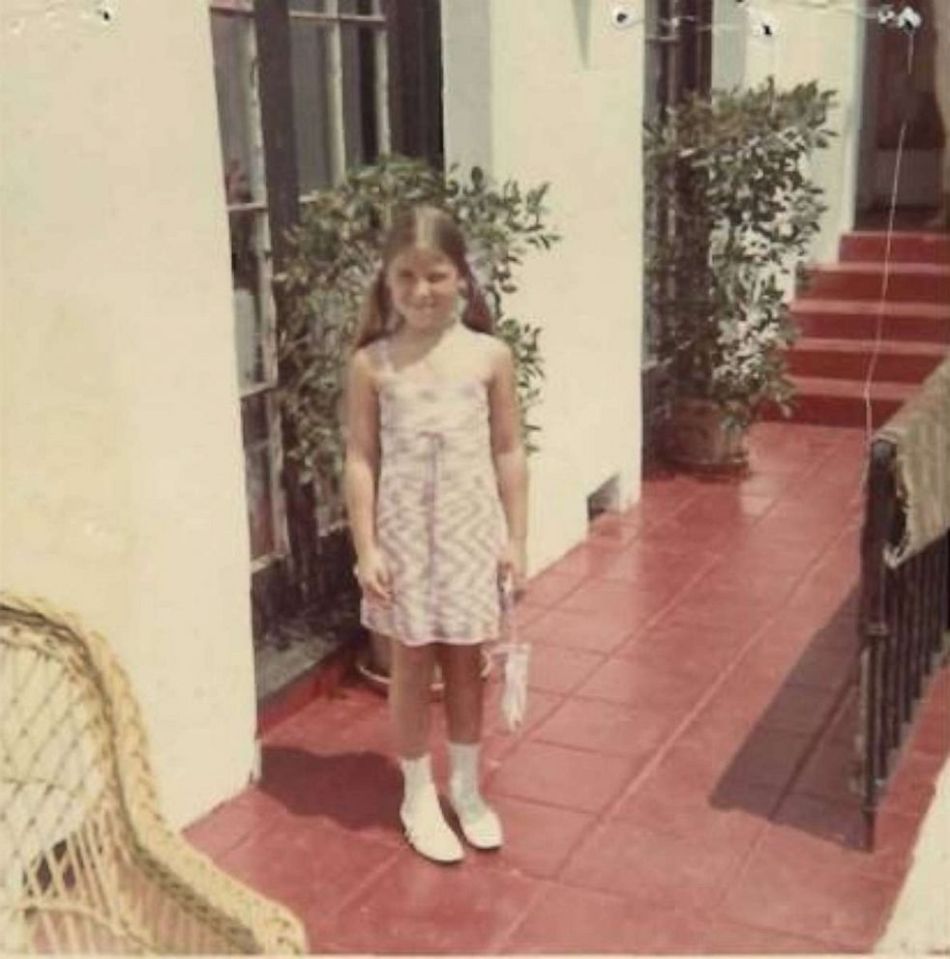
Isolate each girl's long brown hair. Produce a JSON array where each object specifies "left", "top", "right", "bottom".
[{"left": 351, "top": 206, "right": 494, "bottom": 351}]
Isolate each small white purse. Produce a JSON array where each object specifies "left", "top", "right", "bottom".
[{"left": 497, "top": 581, "right": 530, "bottom": 732}]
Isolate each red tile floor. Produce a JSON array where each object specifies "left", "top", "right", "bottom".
[{"left": 186, "top": 422, "right": 950, "bottom": 954}]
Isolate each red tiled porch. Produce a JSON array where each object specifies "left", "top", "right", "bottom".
[{"left": 186, "top": 422, "right": 949, "bottom": 955}]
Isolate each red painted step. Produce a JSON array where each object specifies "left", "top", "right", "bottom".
[
  {"left": 763, "top": 375, "right": 916, "bottom": 428},
  {"left": 802, "top": 262, "right": 950, "bottom": 303},
  {"left": 839, "top": 231, "right": 950, "bottom": 266},
  {"left": 790, "top": 299, "right": 950, "bottom": 344},
  {"left": 779, "top": 230, "right": 947, "bottom": 428},
  {"left": 785, "top": 337, "right": 948, "bottom": 382}
]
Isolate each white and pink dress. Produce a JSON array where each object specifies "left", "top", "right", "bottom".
[{"left": 361, "top": 337, "right": 507, "bottom": 646}]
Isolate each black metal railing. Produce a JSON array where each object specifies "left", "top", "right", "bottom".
[{"left": 858, "top": 438, "right": 950, "bottom": 849}]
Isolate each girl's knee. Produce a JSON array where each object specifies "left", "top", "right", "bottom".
[{"left": 391, "top": 640, "right": 436, "bottom": 685}]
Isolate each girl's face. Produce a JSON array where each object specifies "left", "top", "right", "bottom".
[{"left": 385, "top": 246, "right": 463, "bottom": 335}]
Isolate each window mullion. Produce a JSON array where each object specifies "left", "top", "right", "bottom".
[
  {"left": 327, "top": 7, "right": 347, "bottom": 181},
  {"left": 242, "top": 24, "right": 279, "bottom": 390},
  {"left": 374, "top": 24, "right": 390, "bottom": 154},
  {"left": 265, "top": 391, "right": 289, "bottom": 556},
  {"left": 244, "top": 24, "right": 268, "bottom": 202}
]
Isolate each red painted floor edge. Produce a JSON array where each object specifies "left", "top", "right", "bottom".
[{"left": 256, "top": 642, "right": 359, "bottom": 735}]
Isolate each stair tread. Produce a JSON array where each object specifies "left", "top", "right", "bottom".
[
  {"left": 778, "top": 231, "right": 948, "bottom": 426},
  {"left": 809, "top": 261, "right": 950, "bottom": 276},
  {"left": 791, "top": 298, "right": 950, "bottom": 318},
  {"left": 840, "top": 232, "right": 950, "bottom": 266},
  {"left": 846, "top": 230, "right": 950, "bottom": 242},
  {"left": 790, "top": 337, "right": 949, "bottom": 356},
  {"left": 789, "top": 374, "right": 917, "bottom": 399}
]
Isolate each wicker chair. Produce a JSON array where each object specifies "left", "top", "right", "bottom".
[{"left": 0, "top": 593, "right": 308, "bottom": 954}]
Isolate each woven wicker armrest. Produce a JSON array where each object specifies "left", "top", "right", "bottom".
[
  {"left": 110, "top": 811, "right": 308, "bottom": 954},
  {"left": 1, "top": 593, "right": 308, "bottom": 954}
]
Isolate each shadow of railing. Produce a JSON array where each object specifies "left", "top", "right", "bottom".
[
  {"left": 858, "top": 438, "right": 950, "bottom": 848},
  {"left": 710, "top": 587, "right": 865, "bottom": 848}
]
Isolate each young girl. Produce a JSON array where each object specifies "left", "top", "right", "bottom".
[{"left": 344, "top": 206, "right": 528, "bottom": 864}]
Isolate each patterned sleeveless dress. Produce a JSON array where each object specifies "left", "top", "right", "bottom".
[{"left": 361, "top": 337, "right": 507, "bottom": 646}]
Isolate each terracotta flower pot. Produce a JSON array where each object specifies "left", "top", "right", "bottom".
[
  {"left": 356, "top": 631, "right": 492, "bottom": 699},
  {"left": 662, "top": 398, "right": 749, "bottom": 472}
]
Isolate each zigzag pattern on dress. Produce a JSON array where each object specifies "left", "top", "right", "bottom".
[{"left": 361, "top": 353, "right": 506, "bottom": 647}]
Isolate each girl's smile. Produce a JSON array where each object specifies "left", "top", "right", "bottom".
[{"left": 385, "top": 246, "right": 463, "bottom": 334}]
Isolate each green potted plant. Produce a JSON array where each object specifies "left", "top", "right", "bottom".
[
  {"left": 275, "top": 155, "right": 558, "bottom": 683},
  {"left": 644, "top": 78, "right": 836, "bottom": 469}
]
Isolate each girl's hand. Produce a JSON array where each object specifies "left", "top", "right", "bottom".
[
  {"left": 355, "top": 547, "right": 393, "bottom": 604},
  {"left": 498, "top": 539, "right": 527, "bottom": 597}
]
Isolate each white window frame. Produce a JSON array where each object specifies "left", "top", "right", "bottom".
[
  {"left": 290, "top": 0, "right": 391, "bottom": 204},
  {"left": 209, "top": 0, "right": 393, "bottom": 574},
  {"left": 211, "top": 0, "right": 288, "bottom": 572}
]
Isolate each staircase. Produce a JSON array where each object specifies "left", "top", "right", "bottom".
[{"left": 777, "top": 231, "right": 950, "bottom": 428}]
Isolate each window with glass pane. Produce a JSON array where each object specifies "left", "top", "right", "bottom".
[
  {"left": 342, "top": 24, "right": 380, "bottom": 168},
  {"left": 209, "top": 0, "right": 393, "bottom": 577},
  {"left": 339, "top": 0, "right": 378, "bottom": 15},
  {"left": 241, "top": 394, "right": 278, "bottom": 560},
  {"left": 289, "top": 22, "right": 335, "bottom": 192},
  {"left": 211, "top": 5, "right": 285, "bottom": 569},
  {"left": 290, "top": 0, "right": 388, "bottom": 190},
  {"left": 211, "top": 10, "right": 275, "bottom": 394}
]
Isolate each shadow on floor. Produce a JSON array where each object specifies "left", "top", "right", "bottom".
[
  {"left": 710, "top": 587, "right": 868, "bottom": 849},
  {"left": 259, "top": 745, "right": 403, "bottom": 837}
]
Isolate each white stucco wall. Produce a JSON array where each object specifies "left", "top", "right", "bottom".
[
  {"left": 1, "top": 3, "right": 257, "bottom": 827},
  {"left": 876, "top": 756, "right": 950, "bottom": 955},
  {"left": 712, "top": 0, "right": 867, "bottom": 263},
  {"left": 442, "top": 0, "right": 645, "bottom": 573}
]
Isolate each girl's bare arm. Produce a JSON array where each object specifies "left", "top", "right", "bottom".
[
  {"left": 344, "top": 348, "right": 381, "bottom": 561},
  {"left": 488, "top": 341, "right": 528, "bottom": 555}
]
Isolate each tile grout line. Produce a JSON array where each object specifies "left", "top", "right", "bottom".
[
  {"left": 317, "top": 843, "right": 404, "bottom": 923},
  {"left": 308, "top": 434, "right": 867, "bottom": 933},
  {"left": 451, "top": 439, "right": 857, "bottom": 816},
  {"left": 547, "top": 437, "right": 869, "bottom": 861},
  {"left": 702, "top": 503, "right": 879, "bottom": 922},
  {"left": 503, "top": 432, "right": 876, "bottom": 951},
  {"left": 530, "top": 868, "right": 860, "bottom": 955},
  {"left": 700, "top": 903, "right": 859, "bottom": 954},
  {"left": 489, "top": 876, "right": 559, "bottom": 955},
  {"left": 703, "top": 662, "right": 865, "bottom": 918},
  {"left": 535, "top": 445, "right": 830, "bottom": 617}
]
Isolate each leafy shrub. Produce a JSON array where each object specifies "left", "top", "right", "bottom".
[
  {"left": 276, "top": 155, "right": 558, "bottom": 531},
  {"left": 644, "top": 79, "right": 836, "bottom": 427}
]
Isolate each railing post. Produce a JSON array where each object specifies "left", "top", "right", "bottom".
[
  {"left": 859, "top": 439, "right": 897, "bottom": 851},
  {"left": 857, "top": 359, "right": 950, "bottom": 853}
]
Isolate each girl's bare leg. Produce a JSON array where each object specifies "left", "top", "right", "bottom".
[
  {"left": 388, "top": 637, "right": 463, "bottom": 862},
  {"left": 437, "top": 643, "right": 484, "bottom": 744},
  {"left": 438, "top": 642, "right": 502, "bottom": 849},
  {"left": 389, "top": 638, "right": 437, "bottom": 757}
]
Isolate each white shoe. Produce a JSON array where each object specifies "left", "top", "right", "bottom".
[
  {"left": 449, "top": 791, "right": 504, "bottom": 850},
  {"left": 399, "top": 787, "right": 465, "bottom": 864},
  {"left": 398, "top": 755, "right": 464, "bottom": 864},
  {"left": 448, "top": 741, "right": 503, "bottom": 850}
]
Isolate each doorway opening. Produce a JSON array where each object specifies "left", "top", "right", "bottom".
[
  {"left": 855, "top": 6, "right": 945, "bottom": 229},
  {"left": 209, "top": 0, "right": 446, "bottom": 705},
  {"left": 641, "top": 0, "right": 713, "bottom": 465}
]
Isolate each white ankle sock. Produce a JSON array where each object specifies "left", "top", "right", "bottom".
[
  {"left": 447, "top": 741, "right": 481, "bottom": 802},
  {"left": 448, "top": 741, "right": 503, "bottom": 849},
  {"left": 399, "top": 753, "right": 434, "bottom": 805}
]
